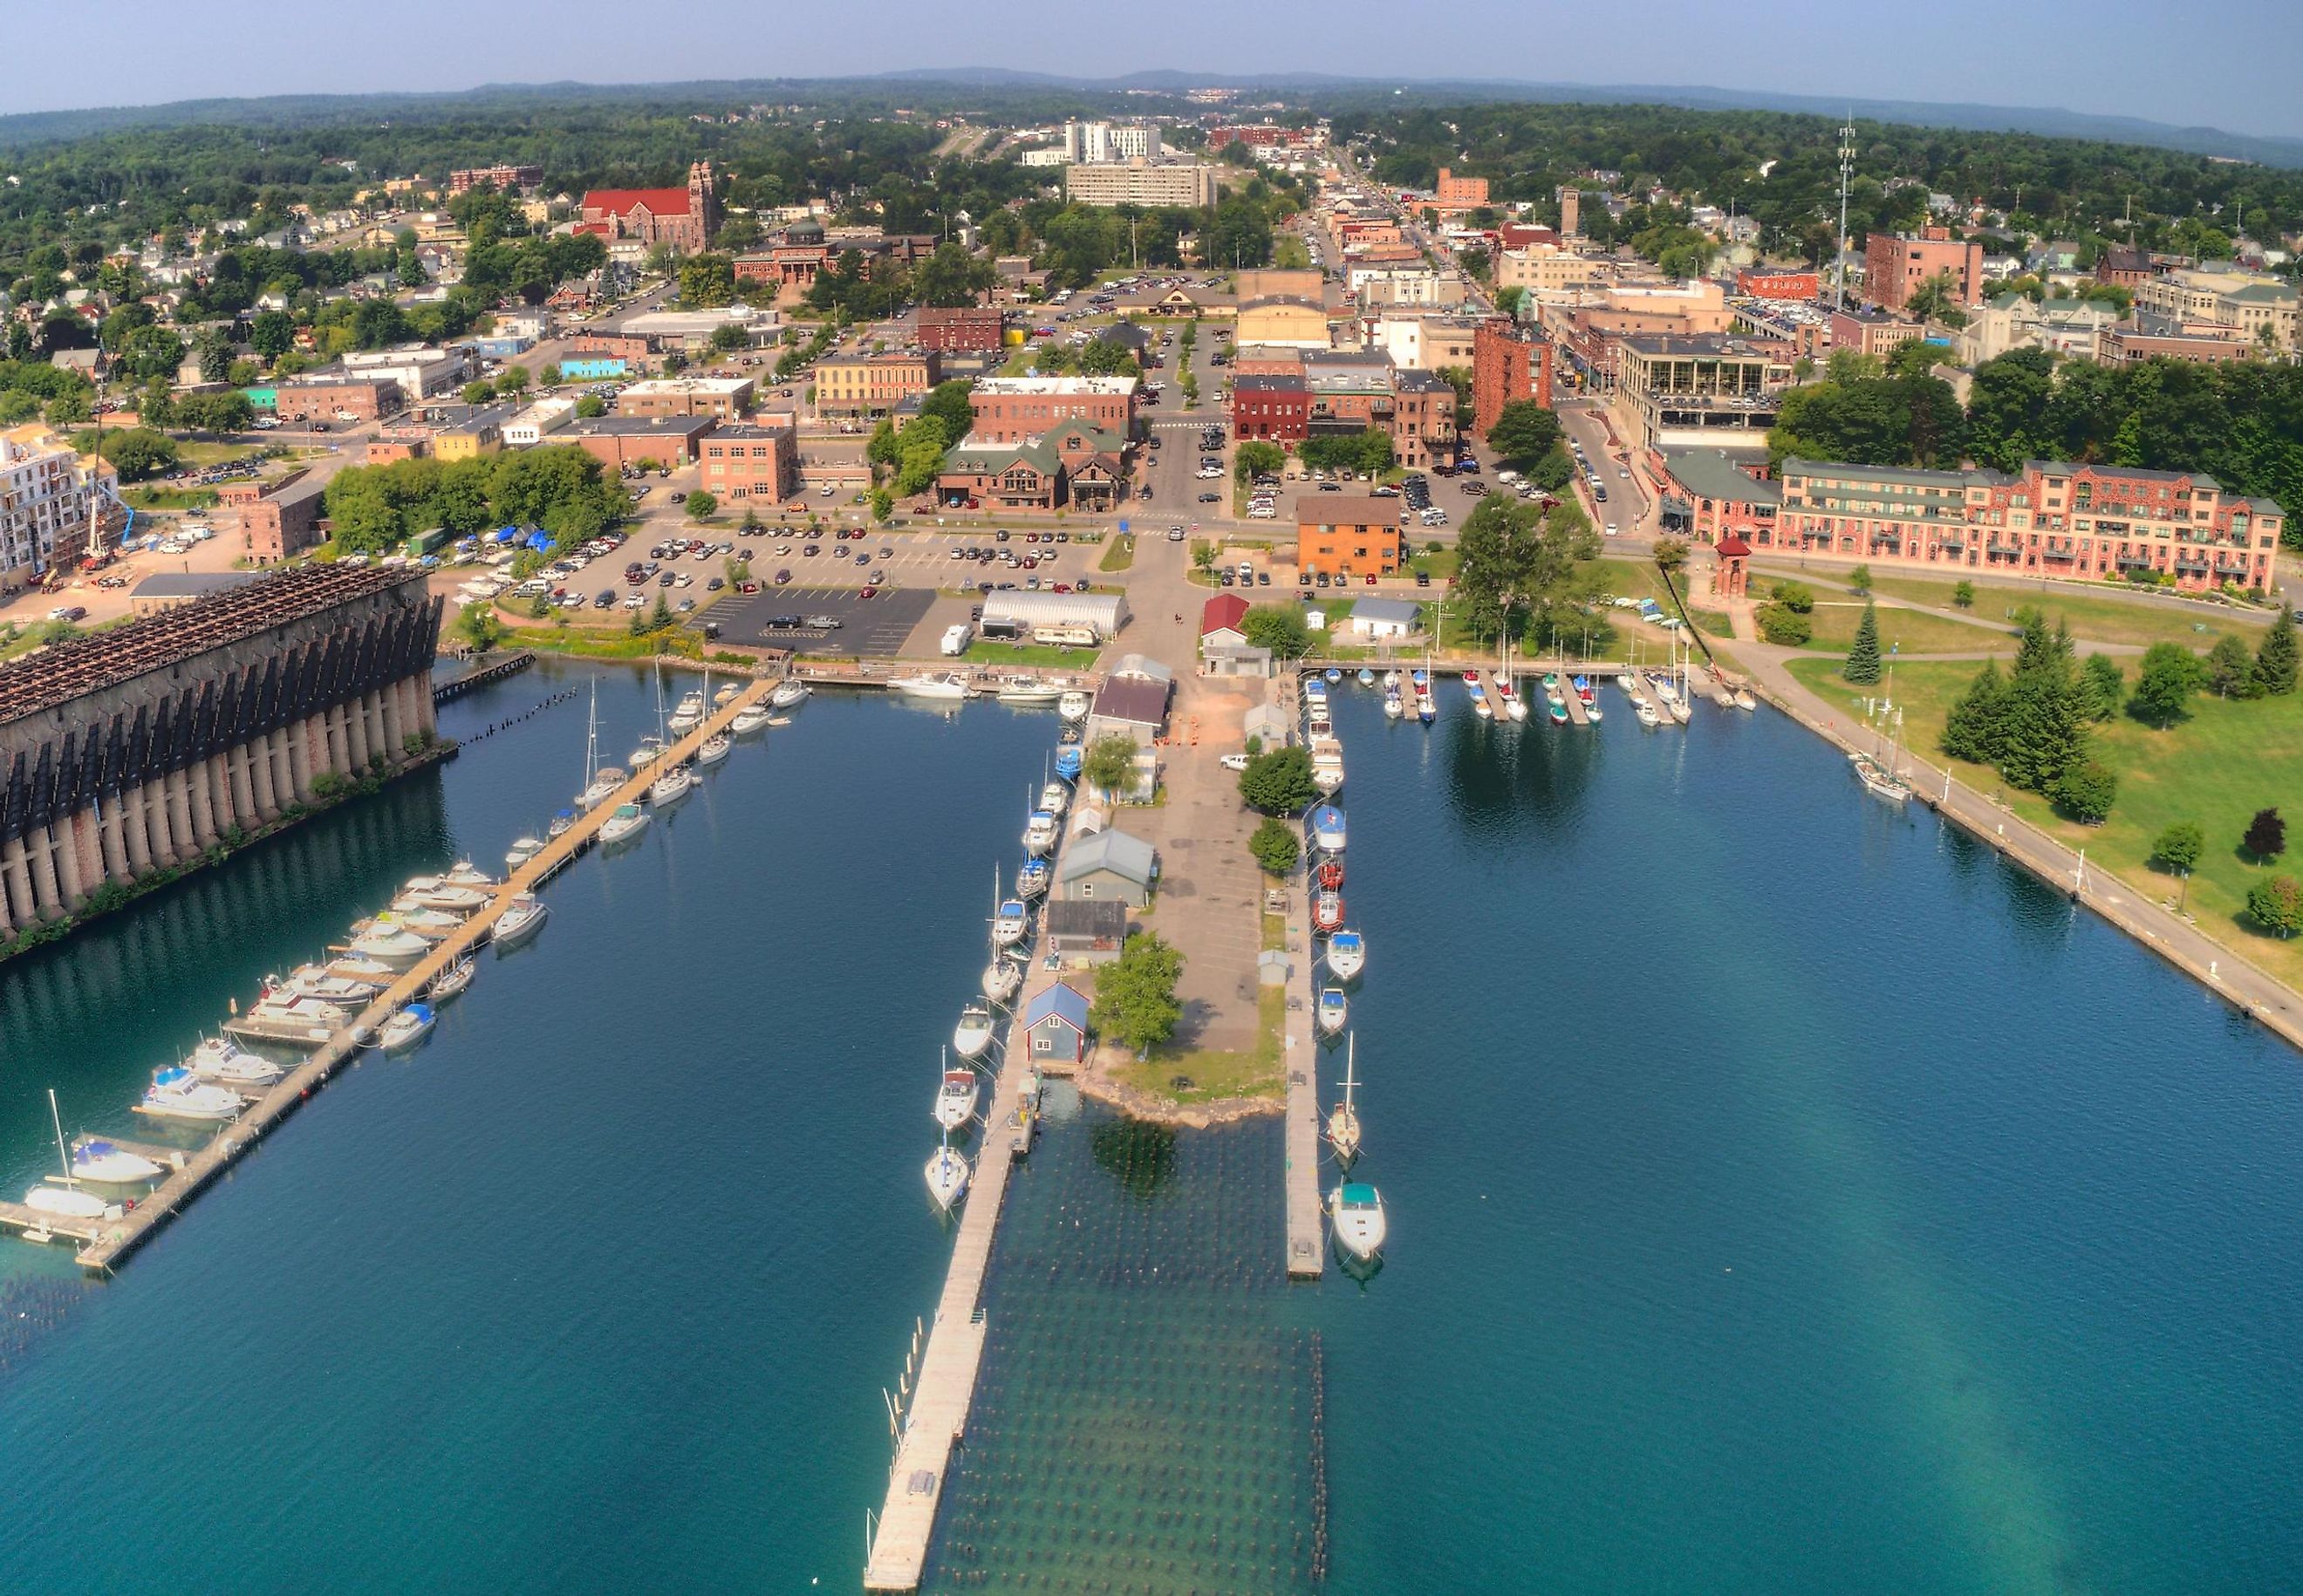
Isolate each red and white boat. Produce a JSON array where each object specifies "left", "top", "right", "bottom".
[
  {"left": 1316, "top": 859, "right": 1345, "bottom": 892},
  {"left": 1312, "top": 890, "right": 1346, "bottom": 934}
]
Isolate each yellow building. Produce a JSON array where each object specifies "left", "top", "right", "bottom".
[
  {"left": 1233, "top": 296, "right": 1334, "bottom": 351},
  {"left": 434, "top": 405, "right": 511, "bottom": 461}
]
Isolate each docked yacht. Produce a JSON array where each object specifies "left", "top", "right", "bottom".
[
  {"left": 504, "top": 836, "right": 543, "bottom": 870},
  {"left": 72, "top": 1140, "right": 164, "bottom": 1184},
  {"left": 1412, "top": 670, "right": 1436, "bottom": 725},
  {"left": 891, "top": 672, "right": 971, "bottom": 701},
  {"left": 732, "top": 703, "right": 772, "bottom": 734},
  {"left": 267, "top": 966, "right": 379, "bottom": 1004},
  {"left": 1635, "top": 698, "right": 1663, "bottom": 729},
  {"left": 996, "top": 681, "right": 1064, "bottom": 706},
  {"left": 140, "top": 1067, "right": 243, "bottom": 1122},
  {"left": 953, "top": 999, "right": 998, "bottom": 1061},
  {"left": 1022, "top": 809, "right": 1060, "bottom": 856},
  {"left": 1325, "top": 930, "right": 1366, "bottom": 981},
  {"left": 1328, "top": 1181, "right": 1388, "bottom": 1261},
  {"left": 599, "top": 802, "right": 650, "bottom": 846},
  {"left": 1052, "top": 744, "right": 1083, "bottom": 782},
  {"left": 769, "top": 679, "right": 812, "bottom": 711},
  {"left": 935, "top": 1065, "right": 981, "bottom": 1132},
  {"left": 1316, "top": 986, "right": 1348, "bottom": 1036},
  {"left": 442, "top": 862, "right": 497, "bottom": 890},
  {"left": 27, "top": 1090, "right": 119, "bottom": 1222},
  {"left": 1016, "top": 857, "right": 1052, "bottom": 900},
  {"left": 349, "top": 921, "right": 433, "bottom": 965},
  {"left": 427, "top": 958, "right": 476, "bottom": 1003},
  {"left": 694, "top": 732, "right": 732, "bottom": 767},
  {"left": 649, "top": 760, "right": 695, "bottom": 807},
  {"left": 400, "top": 876, "right": 489, "bottom": 913},
  {"left": 1315, "top": 858, "right": 1344, "bottom": 892},
  {"left": 546, "top": 808, "right": 577, "bottom": 841},
  {"left": 493, "top": 891, "right": 549, "bottom": 950},
  {"left": 1038, "top": 781, "right": 1070, "bottom": 817},
  {"left": 668, "top": 690, "right": 707, "bottom": 735},
  {"left": 925, "top": 1133, "right": 971, "bottom": 1213},
  {"left": 982, "top": 957, "right": 1024, "bottom": 1004},
  {"left": 1312, "top": 890, "right": 1345, "bottom": 935},
  {"left": 1310, "top": 805, "right": 1348, "bottom": 854},
  {"left": 1057, "top": 690, "right": 1090, "bottom": 722},
  {"left": 629, "top": 736, "right": 665, "bottom": 770},
  {"left": 187, "top": 1037, "right": 284, "bottom": 1088},
  {"left": 381, "top": 907, "right": 463, "bottom": 943},
  {"left": 377, "top": 1003, "right": 436, "bottom": 1052},
  {"left": 993, "top": 898, "right": 1030, "bottom": 949},
  {"left": 325, "top": 955, "right": 399, "bottom": 987}
]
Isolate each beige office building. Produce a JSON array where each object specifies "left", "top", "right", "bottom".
[{"left": 1063, "top": 160, "right": 1220, "bottom": 209}]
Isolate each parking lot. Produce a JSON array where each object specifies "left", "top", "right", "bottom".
[{"left": 707, "top": 584, "right": 935, "bottom": 657}]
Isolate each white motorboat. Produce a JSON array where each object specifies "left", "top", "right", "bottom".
[
  {"left": 649, "top": 762, "right": 695, "bottom": 807},
  {"left": 428, "top": 958, "right": 475, "bottom": 1002},
  {"left": 1022, "top": 809, "right": 1060, "bottom": 856},
  {"left": 983, "top": 958, "right": 1023, "bottom": 1004},
  {"left": 1310, "top": 753, "right": 1345, "bottom": 796},
  {"left": 1310, "top": 805, "right": 1348, "bottom": 855},
  {"left": 891, "top": 672, "right": 971, "bottom": 701},
  {"left": 493, "top": 891, "right": 549, "bottom": 950},
  {"left": 694, "top": 732, "right": 732, "bottom": 767},
  {"left": 1733, "top": 686, "right": 1757, "bottom": 711},
  {"left": 599, "top": 802, "right": 650, "bottom": 846},
  {"left": 714, "top": 682, "right": 741, "bottom": 708},
  {"left": 953, "top": 999, "right": 997, "bottom": 1061},
  {"left": 186, "top": 1037, "right": 284, "bottom": 1088},
  {"left": 546, "top": 809, "right": 577, "bottom": 841},
  {"left": 400, "top": 876, "right": 489, "bottom": 913},
  {"left": 504, "top": 836, "right": 543, "bottom": 870},
  {"left": 993, "top": 898, "right": 1030, "bottom": 950},
  {"left": 139, "top": 1067, "right": 243, "bottom": 1122},
  {"left": 246, "top": 994, "right": 348, "bottom": 1032},
  {"left": 769, "top": 679, "right": 811, "bottom": 710},
  {"left": 996, "top": 682, "right": 1064, "bottom": 706},
  {"left": 442, "top": 862, "right": 497, "bottom": 890},
  {"left": 1016, "top": 857, "right": 1051, "bottom": 900},
  {"left": 1057, "top": 690, "right": 1090, "bottom": 721},
  {"left": 1384, "top": 670, "right": 1401, "bottom": 689},
  {"left": 325, "top": 955, "right": 399, "bottom": 986},
  {"left": 935, "top": 1063, "right": 980, "bottom": 1132},
  {"left": 629, "top": 736, "right": 665, "bottom": 770},
  {"left": 1316, "top": 986, "right": 1348, "bottom": 1036},
  {"left": 925, "top": 1134, "right": 971, "bottom": 1213},
  {"left": 1038, "top": 781, "right": 1070, "bottom": 817},
  {"left": 668, "top": 689, "right": 707, "bottom": 734},
  {"left": 732, "top": 704, "right": 772, "bottom": 734},
  {"left": 380, "top": 907, "right": 462, "bottom": 943},
  {"left": 349, "top": 922, "right": 432, "bottom": 964},
  {"left": 1635, "top": 699, "right": 1662, "bottom": 728},
  {"left": 71, "top": 1139, "right": 164, "bottom": 1184},
  {"left": 1328, "top": 1181, "right": 1387, "bottom": 1261},
  {"left": 1327, "top": 1037, "right": 1363, "bottom": 1165},
  {"left": 267, "top": 966, "right": 379, "bottom": 1004},
  {"left": 1325, "top": 930, "right": 1366, "bottom": 981},
  {"left": 377, "top": 1003, "right": 436, "bottom": 1052}
]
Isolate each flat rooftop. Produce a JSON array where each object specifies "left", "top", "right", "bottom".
[{"left": 975, "top": 376, "right": 1138, "bottom": 396}]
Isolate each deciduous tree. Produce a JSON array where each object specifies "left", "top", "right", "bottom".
[
  {"left": 2244, "top": 808, "right": 2286, "bottom": 863},
  {"left": 1238, "top": 746, "right": 1318, "bottom": 815},
  {"left": 2129, "top": 641, "right": 2204, "bottom": 726},
  {"left": 1091, "top": 932, "right": 1185, "bottom": 1052},
  {"left": 1248, "top": 816, "right": 1302, "bottom": 876}
]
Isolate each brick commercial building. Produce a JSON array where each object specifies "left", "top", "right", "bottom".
[
  {"left": 274, "top": 378, "right": 403, "bottom": 424},
  {"left": 1736, "top": 268, "right": 1820, "bottom": 300},
  {"left": 218, "top": 468, "right": 330, "bottom": 563},
  {"left": 2100, "top": 326, "right": 2255, "bottom": 366},
  {"left": 1650, "top": 447, "right": 1781, "bottom": 548},
  {"left": 448, "top": 164, "right": 542, "bottom": 194},
  {"left": 1862, "top": 228, "right": 1985, "bottom": 313},
  {"left": 1296, "top": 496, "right": 1408, "bottom": 578},
  {"left": 614, "top": 377, "right": 755, "bottom": 420},
  {"left": 969, "top": 376, "right": 1137, "bottom": 442},
  {"left": 1827, "top": 307, "right": 1927, "bottom": 361},
  {"left": 2133, "top": 266, "right": 2299, "bottom": 354},
  {"left": 915, "top": 306, "right": 1004, "bottom": 352},
  {"left": 564, "top": 332, "right": 654, "bottom": 365},
  {"left": 937, "top": 438, "right": 1067, "bottom": 513},
  {"left": 578, "top": 162, "right": 719, "bottom": 253},
  {"left": 1773, "top": 459, "right": 2284, "bottom": 593},
  {"left": 699, "top": 420, "right": 798, "bottom": 503},
  {"left": 560, "top": 415, "right": 716, "bottom": 471},
  {"left": 1471, "top": 318, "right": 1551, "bottom": 438},
  {"left": 1432, "top": 167, "right": 1489, "bottom": 211},
  {"left": 815, "top": 350, "right": 940, "bottom": 415},
  {"left": 1231, "top": 374, "right": 1310, "bottom": 443}
]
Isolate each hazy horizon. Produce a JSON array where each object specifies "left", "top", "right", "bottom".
[{"left": 12, "top": 0, "right": 2300, "bottom": 142}]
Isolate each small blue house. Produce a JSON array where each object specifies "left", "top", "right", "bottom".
[{"left": 1022, "top": 982, "right": 1091, "bottom": 1067}]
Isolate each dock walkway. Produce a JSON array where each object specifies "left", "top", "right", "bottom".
[
  {"left": 24, "top": 680, "right": 774, "bottom": 1272},
  {"left": 1282, "top": 834, "right": 1326, "bottom": 1280}
]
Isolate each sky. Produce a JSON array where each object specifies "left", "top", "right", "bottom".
[{"left": 11, "top": 0, "right": 2300, "bottom": 141}]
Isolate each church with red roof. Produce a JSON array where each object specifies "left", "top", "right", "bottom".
[{"left": 579, "top": 161, "right": 720, "bottom": 254}]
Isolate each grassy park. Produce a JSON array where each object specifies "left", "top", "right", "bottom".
[{"left": 1789, "top": 653, "right": 2303, "bottom": 986}]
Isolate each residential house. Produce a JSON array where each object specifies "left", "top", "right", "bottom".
[{"left": 1022, "top": 982, "right": 1094, "bottom": 1065}]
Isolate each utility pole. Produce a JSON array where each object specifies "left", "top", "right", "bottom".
[{"left": 1834, "top": 113, "right": 1855, "bottom": 312}]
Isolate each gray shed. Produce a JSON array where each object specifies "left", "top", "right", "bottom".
[{"left": 1057, "top": 828, "right": 1157, "bottom": 907}]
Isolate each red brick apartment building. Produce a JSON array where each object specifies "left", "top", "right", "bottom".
[
  {"left": 1471, "top": 319, "right": 1551, "bottom": 437},
  {"left": 916, "top": 306, "right": 1004, "bottom": 352},
  {"left": 699, "top": 421, "right": 798, "bottom": 503},
  {"left": 1862, "top": 228, "right": 1984, "bottom": 312},
  {"left": 968, "top": 378, "right": 1137, "bottom": 443},
  {"left": 1231, "top": 374, "right": 1310, "bottom": 443}
]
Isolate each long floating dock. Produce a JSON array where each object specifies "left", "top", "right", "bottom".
[
  {"left": 863, "top": 822, "right": 1086, "bottom": 1591},
  {"left": 14, "top": 679, "right": 775, "bottom": 1273}
]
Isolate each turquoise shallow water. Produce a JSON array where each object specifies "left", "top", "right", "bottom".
[{"left": 2, "top": 667, "right": 2300, "bottom": 1593}]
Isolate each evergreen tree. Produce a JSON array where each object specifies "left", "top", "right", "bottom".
[
  {"left": 1842, "top": 600, "right": 1883, "bottom": 685},
  {"left": 2254, "top": 606, "right": 2298, "bottom": 697},
  {"left": 1998, "top": 647, "right": 2086, "bottom": 795},
  {"left": 2205, "top": 631, "right": 2260, "bottom": 699},
  {"left": 1940, "top": 659, "right": 2010, "bottom": 764},
  {"left": 2080, "top": 653, "right": 2125, "bottom": 721}
]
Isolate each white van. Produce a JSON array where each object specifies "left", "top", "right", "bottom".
[{"left": 940, "top": 623, "right": 974, "bottom": 657}]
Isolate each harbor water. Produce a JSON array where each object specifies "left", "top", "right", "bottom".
[{"left": 2, "top": 665, "right": 2300, "bottom": 1593}]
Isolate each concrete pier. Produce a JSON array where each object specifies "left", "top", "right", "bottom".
[{"left": 37, "top": 679, "right": 774, "bottom": 1276}]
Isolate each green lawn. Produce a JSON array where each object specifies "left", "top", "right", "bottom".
[
  {"left": 1115, "top": 985, "right": 1286, "bottom": 1104},
  {"left": 1409, "top": 547, "right": 1459, "bottom": 581},
  {"left": 1797, "top": 599, "right": 2015, "bottom": 658},
  {"left": 1762, "top": 565, "right": 2270, "bottom": 652},
  {"left": 1097, "top": 534, "right": 1136, "bottom": 572},
  {"left": 963, "top": 640, "right": 1097, "bottom": 668},
  {"left": 1788, "top": 654, "right": 2303, "bottom": 989},
  {"left": 123, "top": 485, "right": 219, "bottom": 512}
]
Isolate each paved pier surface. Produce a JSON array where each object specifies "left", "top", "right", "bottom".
[
  {"left": 48, "top": 680, "right": 772, "bottom": 1275},
  {"left": 1281, "top": 847, "right": 1326, "bottom": 1281}
]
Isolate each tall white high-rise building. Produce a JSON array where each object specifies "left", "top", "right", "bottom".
[{"left": 1109, "top": 124, "right": 1161, "bottom": 161}]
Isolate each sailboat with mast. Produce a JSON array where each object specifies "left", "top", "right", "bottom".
[
  {"left": 1326, "top": 1035, "right": 1363, "bottom": 1165},
  {"left": 23, "top": 1089, "right": 115, "bottom": 1222},
  {"left": 925, "top": 1123, "right": 971, "bottom": 1212},
  {"left": 577, "top": 679, "right": 624, "bottom": 809},
  {"left": 647, "top": 663, "right": 695, "bottom": 806}
]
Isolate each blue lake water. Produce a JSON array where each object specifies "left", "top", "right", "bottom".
[{"left": 1, "top": 666, "right": 2298, "bottom": 1593}]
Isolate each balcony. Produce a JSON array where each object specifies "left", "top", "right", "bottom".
[
  {"left": 2040, "top": 545, "right": 2077, "bottom": 562},
  {"left": 2117, "top": 554, "right": 2155, "bottom": 570}
]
